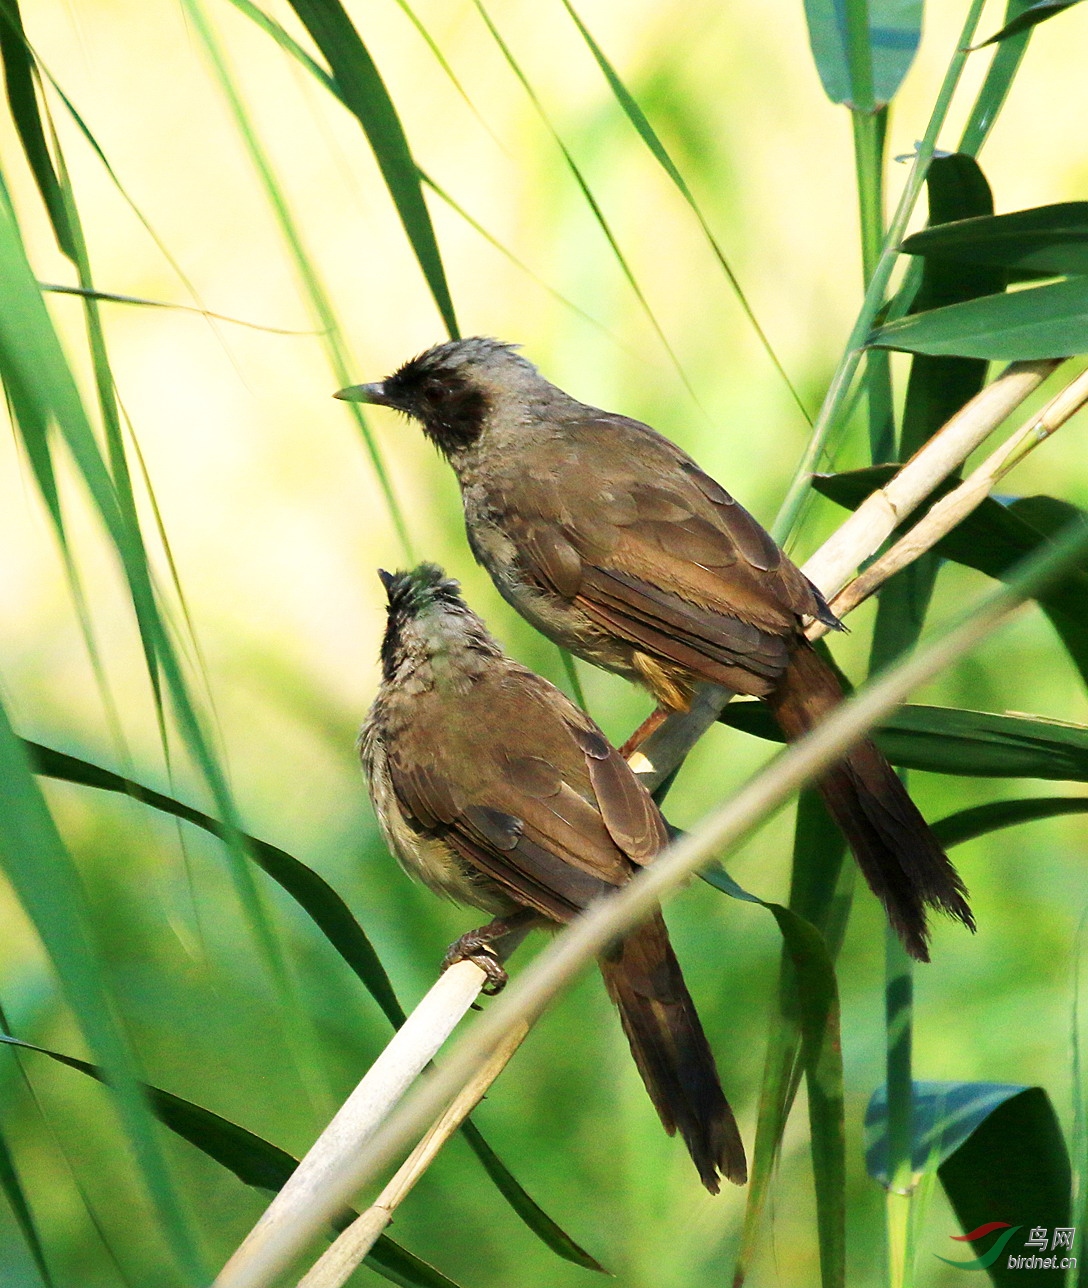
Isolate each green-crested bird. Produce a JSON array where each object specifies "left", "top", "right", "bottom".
[
  {"left": 360, "top": 563, "right": 746, "bottom": 1191},
  {"left": 340, "top": 338, "right": 974, "bottom": 960}
]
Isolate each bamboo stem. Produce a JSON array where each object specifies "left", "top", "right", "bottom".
[
  {"left": 215, "top": 960, "right": 494, "bottom": 1284},
  {"left": 814, "top": 363, "right": 1088, "bottom": 631},
  {"left": 771, "top": 0, "right": 993, "bottom": 541},
  {"left": 296, "top": 1022, "right": 530, "bottom": 1288},
  {"left": 801, "top": 357, "right": 1060, "bottom": 600}
]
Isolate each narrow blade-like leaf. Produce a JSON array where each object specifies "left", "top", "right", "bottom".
[
  {"left": 937, "top": 1088, "right": 1070, "bottom": 1284},
  {"left": 959, "top": 0, "right": 1038, "bottom": 155},
  {"left": 455, "top": 1121, "right": 605, "bottom": 1273},
  {"left": 24, "top": 739, "right": 405, "bottom": 1029},
  {"left": 282, "top": 0, "right": 457, "bottom": 337},
  {"left": 0, "top": 1119, "right": 54, "bottom": 1286},
  {"left": 559, "top": 0, "right": 811, "bottom": 427},
  {"left": 933, "top": 795, "right": 1088, "bottom": 847},
  {"left": 865, "top": 1080, "right": 1027, "bottom": 1183},
  {"left": 902, "top": 202, "right": 1088, "bottom": 279},
  {"left": 0, "top": 0, "right": 75, "bottom": 258},
  {"left": 0, "top": 704, "right": 200, "bottom": 1277},
  {"left": 976, "top": 0, "right": 1085, "bottom": 46},
  {"left": 701, "top": 861, "right": 845, "bottom": 1288},
  {"left": 870, "top": 276, "right": 1087, "bottom": 360},
  {"left": 900, "top": 154, "right": 1002, "bottom": 457},
  {"left": 0, "top": 1037, "right": 462, "bottom": 1288},
  {"left": 814, "top": 468, "right": 1088, "bottom": 686},
  {"left": 23, "top": 740, "right": 601, "bottom": 1271},
  {"left": 722, "top": 701, "right": 1088, "bottom": 780}
]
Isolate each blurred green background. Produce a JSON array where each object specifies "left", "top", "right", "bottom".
[{"left": 1, "top": 1, "right": 1088, "bottom": 1284}]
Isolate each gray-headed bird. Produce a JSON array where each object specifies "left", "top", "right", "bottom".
[{"left": 341, "top": 339, "right": 974, "bottom": 960}]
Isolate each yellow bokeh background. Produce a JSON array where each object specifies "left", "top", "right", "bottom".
[{"left": 2, "top": 1, "right": 1088, "bottom": 1283}]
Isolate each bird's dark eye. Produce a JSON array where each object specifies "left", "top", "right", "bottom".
[{"left": 422, "top": 378, "right": 448, "bottom": 404}]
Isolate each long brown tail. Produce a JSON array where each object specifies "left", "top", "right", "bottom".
[
  {"left": 599, "top": 910, "right": 746, "bottom": 1191},
  {"left": 766, "top": 641, "right": 974, "bottom": 961}
]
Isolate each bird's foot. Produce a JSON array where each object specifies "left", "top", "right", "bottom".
[
  {"left": 619, "top": 705, "right": 669, "bottom": 759},
  {"left": 441, "top": 909, "right": 540, "bottom": 995},
  {"left": 441, "top": 932, "right": 509, "bottom": 994}
]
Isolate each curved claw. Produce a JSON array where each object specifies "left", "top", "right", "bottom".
[{"left": 441, "top": 934, "right": 509, "bottom": 995}]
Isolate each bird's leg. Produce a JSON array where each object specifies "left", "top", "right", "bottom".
[
  {"left": 619, "top": 706, "right": 669, "bottom": 759},
  {"left": 441, "top": 908, "right": 541, "bottom": 995}
]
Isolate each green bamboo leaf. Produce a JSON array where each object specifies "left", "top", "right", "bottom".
[
  {"left": 418, "top": 172, "right": 625, "bottom": 352},
  {"left": 0, "top": 154, "right": 292, "bottom": 1010},
  {"left": 0, "top": 1119, "right": 54, "bottom": 1286},
  {"left": 884, "top": 151, "right": 999, "bottom": 739},
  {"left": 225, "top": 0, "right": 334, "bottom": 88},
  {"left": 23, "top": 739, "right": 602, "bottom": 1273},
  {"left": 902, "top": 202, "right": 1088, "bottom": 279},
  {"left": 223, "top": 0, "right": 622, "bottom": 353},
  {"left": 280, "top": 0, "right": 457, "bottom": 338},
  {"left": 900, "top": 154, "right": 1002, "bottom": 458},
  {"left": 865, "top": 1081, "right": 1027, "bottom": 1183},
  {"left": 455, "top": 1121, "right": 605, "bottom": 1273},
  {"left": 22, "top": 29, "right": 307, "bottom": 713},
  {"left": 937, "top": 1088, "right": 1071, "bottom": 1285},
  {"left": 40, "top": 282, "right": 315, "bottom": 334},
  {"left": 471, "top": 0, "right": 702, "bottom": 409},
  {"left": 0, "top": 1, "right": 144, "bottom": 606},
  {"left": 869, "top": 276, "right": 1086, "bottom": 359},
  {"left": 933, "top": 795, "right": 1088, "bottom": 847},
  {"left": 802, "top": 0, "right": 923, "bottom": 110},
  {"left": 0, "top": 705, "right": 201, "bottom": 1277},
  {"left": 701, "top": 860, "right": 845, "bottom": 1288},
  {"left": 721, "top": 701, "right": 1088, "bottom": 780},
  {"left": 975, "top": 0, "right": 1085, "bottom": 46},
  {"left": 0, "top": 0, "right": 75, "bottom": 259},
  {"left": 558, "top": 0, "right": 811, "bottom": 428},
  {"left": 385, "top": 0, "right": 508, "bottom": 154},
  {"left": 0, "top": 324, "right": 61, "bottom": 528},
  {"left": 1005, "top": 496, "right": 1088, "bottom": 685},
  {"left": 0, "top": 1003, "right": 135, "bottom": 1285},
  {"left": 23, "top": 739, "right": 405, "bottom": 1030},
  {"left": 182, "top": 0, "right": 414, "bottom": 561},
  {"left": 735, "top": 789, "right": 850, "bottom": 1288},
  {"left": 28, "top": 48, "right": 234, "bottom": 340},
  {"left": 0, "top": 1037, "right": 463, "bottom": 1288},
  {"left": 959, "top": 1, "right": 1037, "bottom": 155}
]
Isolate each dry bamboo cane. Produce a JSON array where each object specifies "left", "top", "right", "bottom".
[
  {"left": 812, "top": 363, "right": 1088, "bottom": 632},
  {"left": 296, "top": 1022, "right": 531, "bottom": 1288},
  {"left": 801, "top": 357, "right": 1061, "bottom": 599},
  {"left": 232, "top": 960, "right": 486, "bottom": 1267},
  {"left": 216, "top": 924, "right": 528, "bottom": 1288},
  {"left": 213, "top": 355, "right": 1067, "bottom": 1288}
]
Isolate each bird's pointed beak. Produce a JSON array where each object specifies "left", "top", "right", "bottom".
[{"left": 335, "top": 381, "right": 394, "bottom": 407}]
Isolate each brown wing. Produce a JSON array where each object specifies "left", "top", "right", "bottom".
[
  {"left": 501, "top": 415, "right": 836, "bottom": 691},
  {"left": 386, "top": 667, "right": 666, "bottom": 921}
]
